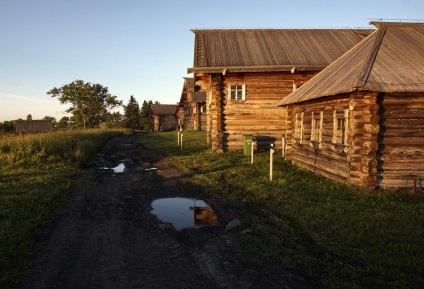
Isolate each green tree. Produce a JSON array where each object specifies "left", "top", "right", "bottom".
[
  {"left": 48, "top": 80, "right": 122, "bottom": 129},
  {"left": 105, "top": 112, "right": 124, "bottom": 128},
  {"left": 124, "top": 95, "right": 140, "bottom": 129},
  {"left": 140, "top": 100, "right": 155, "bottom": 131},
  {"left": 0, "top": 121, "right": 16, "bottom": 133}
]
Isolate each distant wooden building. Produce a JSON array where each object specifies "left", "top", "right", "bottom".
[
  {"left": 16, "top": 120, "right": 53, "bottom": 133},
  {"left": 188, "top": 28, "right": 372, "bottom": 152},
  {"left": 150, "top": 104, "right": 178, "bottom": 132},
  {"left": 278, "top": 22, "right": 424, "bottom": 190},
  {"left": 177, "top": 77, "right": 207, "bottom": 130}
]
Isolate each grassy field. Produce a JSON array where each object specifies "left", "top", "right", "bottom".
[
  {"left": 0, "top": 129, "right": 123, "bottom": 288},
  {"left": 139, "top": 131, "right": 424, "bottom": 289}
]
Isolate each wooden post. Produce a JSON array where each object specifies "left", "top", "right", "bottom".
[
  {"left": 181, "top": 133, "right": 183, "bottom": 151},
  {"left": 270, "top": 143, "right": 274, "bottom": 181},
  {"left": 281, "top": 135, "right": 286, "bottom": 158},
  {"left": 177, "top": 131, "right": 180, "bottom": 146},
  {"left": 250, "top": 139, "right": 254, "bottom": 165}
]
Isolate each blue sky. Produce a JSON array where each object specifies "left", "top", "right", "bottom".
[{"left": 0, "top": 0, "right": 423, "bottom": 121}]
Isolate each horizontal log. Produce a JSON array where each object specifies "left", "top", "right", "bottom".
[
  {"left": 377, "top": 162, "right": 424, "bottom": 171},
  {"left": 378, "top": 137, "right": 424, "bottom": 146}
]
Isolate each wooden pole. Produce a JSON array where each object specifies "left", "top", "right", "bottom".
[
  {"left": 250, "top": 139, "right": 254, "bottom": 165},
  {"left": 181, "top": 133, "right": 183, "bottom": 151},
  {"left": 282, "top": 135, "right": 286, "bottom": 158},
  {"left": 270, "top": 143, "right": 274, "bottom": 181}
]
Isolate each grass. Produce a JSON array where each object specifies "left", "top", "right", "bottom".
[
  {"left": 0, "top": 129, "right": 123, "bottom": 288},
  {"left": 138, "top": 131, "right": 424, "bottom": 289}
]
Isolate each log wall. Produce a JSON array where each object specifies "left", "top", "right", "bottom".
[
  {"left": 376, "top": 92, "right": 424, "bottom": 189},
  {"left": 197, "top": 71, "right": 318, "bottom": 152},
  {"left": 285, "top": 95, "right": 352, "bottom": 184}
]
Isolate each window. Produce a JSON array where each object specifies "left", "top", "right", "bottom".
[
  {"left": 294, "top": 112, "right": 304, "bottom": 143},
  {"left": 332, "top": 109, "right": 349, "bottom": 145},
  {"left": 184, "top": 108, "right": 191, "bottom": 116},
  {"left": 200, "top": 105, "right": 206, "bottom": 113},
  {"left": 311, "top": 111, "right": 323, "bottom": 144},
  {"left": 228, "top": 84, "right": 245, "bottom": 100}
]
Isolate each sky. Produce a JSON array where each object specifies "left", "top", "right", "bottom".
[{"left": 0, "top": 0, "right": 423, "bottom": 122}]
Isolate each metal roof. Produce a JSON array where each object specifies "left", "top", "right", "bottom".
[
  {"left": 277, "top": 22, "right": 424, "bottom": 106},
  {"left": 150, "top": 104, "right": 178, "bottom": 115},
  {"left": 188, "top": 28, "right": 372, "bottom": 73}
]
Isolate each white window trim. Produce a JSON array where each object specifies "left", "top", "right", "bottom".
[{"left": 228, "top": 83, "right": 246, "bottom": 101}]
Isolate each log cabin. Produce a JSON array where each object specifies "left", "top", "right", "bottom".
[
  {"left": 150, "top": 104, "right": 178, "bottom": 132},
  {"left": 187, "top": 28, "right": 373, "bottom": 152},
  {"left": 177, "top": 77, "right": 207, "bottom": 130},
  {"left": 16, "top": 120, "right": 53, "bottom": 133},
  {"left": 277, "top": 22, "right": 424, "bottom": 190}
]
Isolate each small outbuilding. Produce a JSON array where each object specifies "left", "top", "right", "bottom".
[
  {"left": 16, "top": 120, "right": 53, "bottom": 133},
  {"left": 150, "top": 104, "right": 178, "bottom": 132},
  {"left": 277, "top": 22, "right": 424, "bottom": 190}
]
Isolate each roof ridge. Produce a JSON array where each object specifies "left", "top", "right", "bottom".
[{"left": 354, "top": 26, "right": 387, "bottom": 89}]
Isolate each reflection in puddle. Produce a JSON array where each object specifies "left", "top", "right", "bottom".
[
  {"left": 112, "top": 163, "right": 126, "bottom": 173},
  {"left": 151, "top": 198, "right": 217, "bottom": 230}
]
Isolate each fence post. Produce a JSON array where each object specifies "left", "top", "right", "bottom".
[
  {"left": 282, "top": 135, "right": 286, "bottom": 158},
  {"left": 180, "top": 133, "right": 183, "bottom": 151},
  {"left": 270, "top": 143, "right": 274, "bottom": 181}
]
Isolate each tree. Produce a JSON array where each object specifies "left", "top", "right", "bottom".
[
  {"left": 140, "top": 100, "right": 155, "bottom": 131},
  {"left": 105, "top": 112, "right": 124, "bottom": 128},
  {"left": 123, "top": 95, "right": 140, "bottom": 129},
  {"left": 48, "top": 80, "right": 122, "bottom": 129},
  {"left": 26, "top": 114, "right": 32, "bottom": 120}
]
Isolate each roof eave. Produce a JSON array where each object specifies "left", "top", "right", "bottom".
[{"left": 188, "top": 65, "right": 325, "bottom": 74}]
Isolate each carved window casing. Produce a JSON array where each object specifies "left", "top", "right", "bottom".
[
  {"left": 332, "top": 109, "right": 349, "bottom": 146},
  {"left": 311, "top": 111, "right": 323, "bottom": 146},
  {"left": 294, "top": 112, "right": 304, "bottom": 144}
]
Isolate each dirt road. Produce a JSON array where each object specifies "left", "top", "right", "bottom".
[{"left": 20, "top": 134, "right": 309, "bottom": 289}]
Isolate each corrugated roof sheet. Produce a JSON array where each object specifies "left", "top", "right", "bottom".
[
  {"left": 150, "top": 104, "right": 178, "bottom": 115},
  {"left": 189, "top": 28, "right": 372, "bottom": 73},
  {"left": 278, "top": 22, "right": 424, "bottom": 106}
]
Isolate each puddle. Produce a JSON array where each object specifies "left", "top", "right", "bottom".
[
  {"left": 151, "top": 198, "right": 217, "bottom": 230},
  {"left": 112, "top": 163, "right": 126, "bottom": 173},
  {"left": 100, "top": 163, "right": 126, "bottom": 173}
]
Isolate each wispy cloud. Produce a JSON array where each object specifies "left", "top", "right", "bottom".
[{"left": 0, "top": 92, "right": 50, "bottom": 104}]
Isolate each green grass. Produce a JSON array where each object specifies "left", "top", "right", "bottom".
[
  {"left": 139, "top": 131, "right": 424, "bottom": 289},
  {"left": 0, "top": 129, "right": 123, "bottom": 288}
]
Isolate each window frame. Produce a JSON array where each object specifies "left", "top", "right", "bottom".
[
  {"left": 332, "top": 108, "right": 349, "bottom": 147},
  {"left": 294, "top": 112, "right": 304, "bottom": 144},
  {"left": 310, "top": 111, "right": 323, "bottom": 147},
  {"left": 228, "top": 83, "right": 246, "bottom": 101}
]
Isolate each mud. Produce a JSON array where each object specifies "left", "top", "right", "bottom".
[{"left": 20, "top": 134, "right": 310, "bottom": 289}]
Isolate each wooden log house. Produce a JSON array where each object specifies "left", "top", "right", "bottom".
[
  {"left": 16, "top": 120, "right": 53, "bottom": 133},
  {"left": 150, "top": 104, "right": 178, "bottom": 132},
  {"left": 187, "top": 28, "right": 372, "bottom": 152},
  {"left": 176, "top": 77, "right": 207, "bottom": 130},
  {"left": 277, "top": 22, "right": 424, "bottom": 190}
]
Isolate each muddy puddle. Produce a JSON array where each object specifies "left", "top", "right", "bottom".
[
  {"left": 151, "top": 198, "right": 217, "bottom": 230},
  {"left": 99, "top": 163, "right": 126, "bottom": 173}
]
